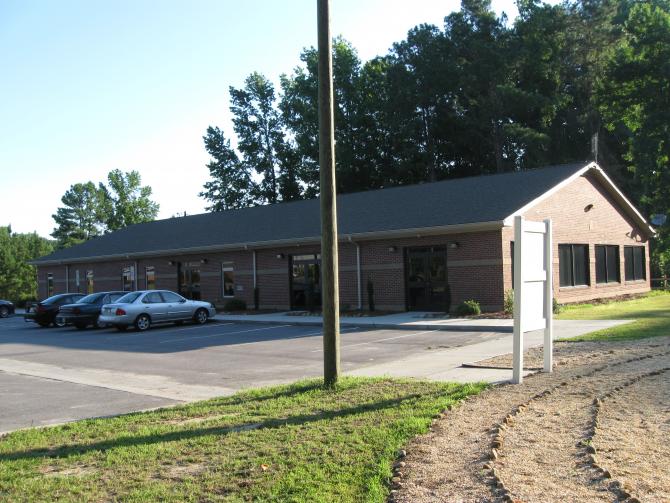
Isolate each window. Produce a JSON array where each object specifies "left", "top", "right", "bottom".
[
  {"left": 559, "top": 244, "right": 590, "bottom": 287},
  {"left": 161, "top": 291, "right": 183, "bottom": 303},
  {"left": 222, "top": 262, "right": 235, "bottom": 297},
  {"left": 47, "top": 273, "right": 54, "bottom": 297},
  {"left": 122, "top": 266, "right": 135, "bottom": 291},
  {"left": 142, "top": 292, "right": 163, "bottom": 304},
  {"left": 595, "top": 245, "right": 620, "bottom": 284},
  {"left": 145, "top": 266, "right": 156, "bottom": 290},
  {"left": 86, "top": 270, "right": 94, "bottom": 294},
  {"left": 624, "top": 246, "right": 646, "bottom": 281},
  {"left": 109, "top": 293, "right": 124, "bottom": 303}
]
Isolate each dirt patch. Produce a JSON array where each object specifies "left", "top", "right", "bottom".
[
  {"left": 391, "top": 336, "right": 670, "bottom": 503},
  {"left": 40, "top": 463, "right": 96, "bottom": 478}
]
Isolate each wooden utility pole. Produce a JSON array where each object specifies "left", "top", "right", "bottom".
[{"left": 317, "top": 0, "right": 340, "bottom": 387}]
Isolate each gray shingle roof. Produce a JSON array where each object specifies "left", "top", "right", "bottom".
[{"left": 34, "top": 162, "right": 591, "bottom": 264}]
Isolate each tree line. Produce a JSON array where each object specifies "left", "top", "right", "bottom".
[{"left": 200, "top": 0, "right": 669, "bottom": 277}]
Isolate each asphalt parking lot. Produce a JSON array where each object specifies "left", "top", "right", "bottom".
[{"left": 0, "top": 314, "right": 504, "bottom": 433}]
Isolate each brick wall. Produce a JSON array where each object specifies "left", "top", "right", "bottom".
[{"left": 501, "top": 172, "right": 651, "bottom": 304}]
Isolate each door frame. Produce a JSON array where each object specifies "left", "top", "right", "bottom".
[{"left": 404, "top": 245, "right": 449, "bottom": 312}]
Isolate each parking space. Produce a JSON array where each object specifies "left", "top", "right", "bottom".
[{"left": 0, "top": 314, "right": 505, "bottom": 432}]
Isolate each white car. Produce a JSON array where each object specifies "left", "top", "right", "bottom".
[{"left": 99, "top": 290, "right": 216, "bottom": 331}]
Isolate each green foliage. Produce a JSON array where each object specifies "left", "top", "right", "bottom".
[
  {"left": 0, "top": 226, "right": 54, "bottom": 303},
  {"left": 51, "top": 170, "right": 158, "bottom": 248},
  {"left": 504, "top": 289, "right": 515, "bottom": 315},
  {"left": 0, "top": 378, "right": 486, "bottom": 502},
  {"left": 553, "top": 297, "right": 563, "bottom": 314},
  {"left": 222, "top": 298, "right": 247, "bottom": 311},
  {"left": 455, "top": 299, "right": 481, "bottom": 316}
]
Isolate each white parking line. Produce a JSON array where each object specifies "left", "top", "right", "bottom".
[
  {"left": 104, "top": 322, "right": 236, "bottom": 340},
  {"left": 158, "top": 324, "right": 294, "bottom": 344},
  {"left": 310, "top": 329, "right": 438, "bottom": 352}
]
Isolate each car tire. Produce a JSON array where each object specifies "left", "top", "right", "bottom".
[
  {"left": 194, "top": 308, "right": 208, "bottom": 325},
  {"left": 0, "top": 306, "right": 9, "bottom": 318},
  {"left": 134, "top": 314, "right": 151, "bottom": 332},
  {"left": 75, "top": 323, "right": 88, "bottom": 330},
  {"left": 53, "top": 318, "right": 66, "bottom": 328}
]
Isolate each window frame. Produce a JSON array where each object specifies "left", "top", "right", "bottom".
[
  {"left": 222, "top": 262, "right": 235, "bottom": 298},
  {"left": 122, "top": 266, "right": 135, "bottom": 292},
  {"left": 624, "top": 246, "right": 646, "bottom": 281},
  {"left": 595, "top": 245, "right": 620, "bottom": 285},
  {"left": 145, "top": 266, "right": 156, "bottom": 290},
  {"left": 558, "top": 244, "right": 590, "bottom": 288}
]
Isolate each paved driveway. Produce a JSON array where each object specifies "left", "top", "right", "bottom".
[{"left": 0, "top": 315, "right": 628, "bottom": 432}]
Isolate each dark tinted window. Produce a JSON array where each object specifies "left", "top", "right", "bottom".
[
  {"left": 109, "top": 293, "right": 125, "bottom": 303},
  {"left": 595, "top": 245, "right": 620, "bottom": 284},
  {"left": 559, "top": 244, "right": 589, "bottom": 287},
  {"left": 117, "top": 292, "right": 142, "bottom": 304},
  {"left": 625, "top": 246, "right": 646, "bottom": 281},
  {"left": 79, "top": 293, "right": 105, "bottom": 304}
]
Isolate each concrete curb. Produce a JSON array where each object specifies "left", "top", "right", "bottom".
[{"left": 213, "top": 316, "right": 513, "bottom": 333}]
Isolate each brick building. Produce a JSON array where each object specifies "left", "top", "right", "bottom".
[{"left": 32, "top": 162, "right": 654, "bottom": 312}]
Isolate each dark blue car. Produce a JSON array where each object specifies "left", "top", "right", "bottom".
[{"left": 56, "top": 291, "right": 127, "bottom": 330}]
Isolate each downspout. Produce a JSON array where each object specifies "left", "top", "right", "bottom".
[
  {"left": 348, "top": 237, "right": 362, "bottom": 310},
  {"left": 134, "top": 260, "right": 139, "bottom": 291},
  {"left": 356, "top": 242, "right": 362, "bottom": 310},
  {"left": 252, "top": 250, "right": 257, "bottom": 288},
  {"left": 65, "top": 265, "right": 69, "bottom": 293}
]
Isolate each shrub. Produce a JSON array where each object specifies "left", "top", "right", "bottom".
[
  {"left": 503, "top": 289, "right": 514, "bottom": 315},
  {"left": 455, "top": 300, "right": 481, "bottom": 316},
  {"left": 253, "top": 287, "right": 260, "bottom": 310},
  {"left": 223, "top": 298, "right": 247, "bottom": 311},
  {"left": 553, "top": 297, "right": 562, "bottom": 314}
]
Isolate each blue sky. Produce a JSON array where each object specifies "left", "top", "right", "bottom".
[{"left": 0, "top": 0, "right": 550, "bottom": 237}]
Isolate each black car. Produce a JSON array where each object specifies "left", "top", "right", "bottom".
[
  {"left": 0, "top": 300, "right": 15, "bottom": 318},
  {"left": 56, "top": 291, "right": 126, "bottom": 330},
  {"left": 24, "top": 293, "right": 86, "bottom": 327}
]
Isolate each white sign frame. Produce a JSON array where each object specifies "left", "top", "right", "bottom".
[{"left": 512, "top": 216, "right": 553, "bottom": 384}]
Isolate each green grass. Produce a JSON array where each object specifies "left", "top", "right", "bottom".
[
  {"left": 556, "top": 290, "right": 670, "bottom": 342},
  {"left": 0, "top": 378, "right": 486, "bottom": 502}
]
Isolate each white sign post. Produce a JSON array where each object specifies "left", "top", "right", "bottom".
[{"left": 512, "top": 216, "right": 553, "bottom": 384}]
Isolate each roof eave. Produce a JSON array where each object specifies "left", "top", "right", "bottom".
[
  {"left": 502, "top": 162, "right": 656, "bottom": 237},
  {"left": 29, "top": 220, "right": 504, "bottom": 266}
]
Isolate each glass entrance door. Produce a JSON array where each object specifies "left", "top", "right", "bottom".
[
  {"left": 290, "top": 254, "right": 321, "bottom": 310},
  {"left": 406, "top": 246, "right": 448, "bottom": 311},
  {"left": 178, "top": 262, "right": 201, "bottom": 300}
]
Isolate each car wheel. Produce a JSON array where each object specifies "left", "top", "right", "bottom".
[
  {"left": 54, "top": 318, "right": 66, "bottom": 328},
  {"left": 75, "top": 323, "right": 88, "bottom": 330},
  {"left": 194, "top": 308, "right": 208, "bottom": 325},
  {"left": 0, "top": 306, "right": 9, "bottom": 318},
  {"left": 134, "top": 314, "right": 151, "bottom": 332}
]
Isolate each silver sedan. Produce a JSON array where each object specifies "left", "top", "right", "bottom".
[{"left": 98, "top": 290, "right": 217, "bottom": 331}]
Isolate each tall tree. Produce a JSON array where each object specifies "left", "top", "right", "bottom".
[
  {"left": 200, "top": 126, "right": 256, "bottom": 211},
  {"left": 51, "top": 181, "right": 107, "bottom": 248},
  {"left": 0, "top": 226, "right": 54, "bottom": 302},
  {"left": 104, "top": 170, "right": 159, "bottom": 231},
  {"left": 230, "top": 72, "right": 299, "bottom": 203},
  {"left": 599, "top": 1, "right": 670, "bottom": 276}
]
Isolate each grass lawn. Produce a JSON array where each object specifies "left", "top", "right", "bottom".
[
  {"left": 556, "top": 290, "right": 670, "bottom": 342},
  {"left": 0, "top": 378, "right": 486, "bottom": 502}
]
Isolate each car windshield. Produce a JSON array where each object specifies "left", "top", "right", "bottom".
[
  {"left": 116, "top": 292, "right": 142, "bottom": 304},
  {"left": 79, "top": 293, "right": 104, "bottom": 304},
  {"left": 42, "top": 295, "right": 65, "bottom": 305}
]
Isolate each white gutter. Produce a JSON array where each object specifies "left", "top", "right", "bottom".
[{"left": 356, "top": 242, "right": 362, "bottom": 310}]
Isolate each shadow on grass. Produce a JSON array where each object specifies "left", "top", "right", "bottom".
[{"left": 0, "top": 392, "right": 430, "bottom": 463}]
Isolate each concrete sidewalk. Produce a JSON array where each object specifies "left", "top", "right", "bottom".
[
  {"left": 346, "top": 319, "right": 632, "bottom": 383},
  {"left": 216, "top": 311, "right": 515, "bottom": 332}
]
